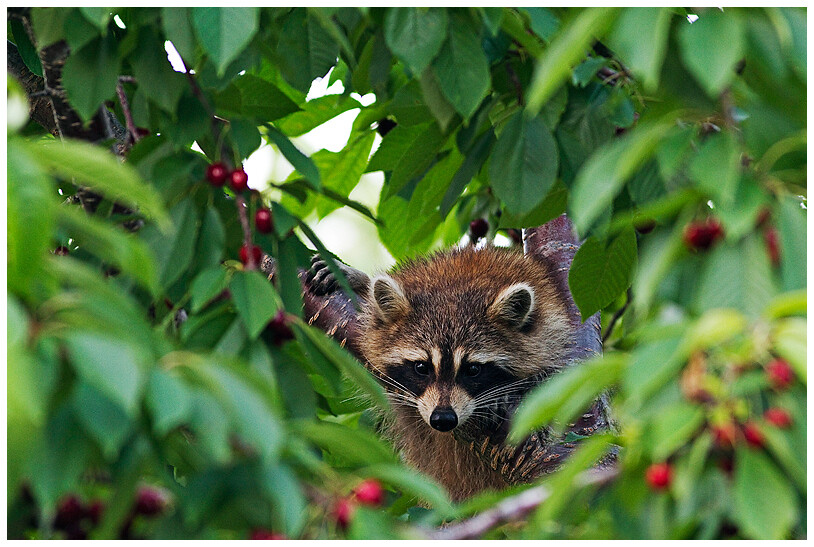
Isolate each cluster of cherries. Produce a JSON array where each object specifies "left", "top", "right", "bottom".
[
  {"left": 332, "top": 479, "right": 385, "bottom": 531},
  {"left": 52, "top": 486, "right": 167, "bottom": 539},
  {"left": 206, "top": 162, "right": 273, "bottom": 266},
  {"left": 646, "top": 358, "right": 796, "bottom": 491}
]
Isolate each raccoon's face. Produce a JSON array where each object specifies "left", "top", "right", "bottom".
[{"left": 360, "top": 266, "right": 570, "bottom": 433}]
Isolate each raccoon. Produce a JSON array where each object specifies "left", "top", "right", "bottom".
[{"left": 308, "top": 245, "right": 574, "bottom": 501}]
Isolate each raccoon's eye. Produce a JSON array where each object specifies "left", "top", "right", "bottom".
[
  {"left": 464, "top": 363, "right": 482, "bottom": 377},
  {"left": 413, "top": 362, "right": 430, "bottom": 376}
]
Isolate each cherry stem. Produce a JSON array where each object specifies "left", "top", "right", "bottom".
[
  {"left": 236, "top": 195, "right": 256, "bottom": 270},
  {"left": 116, "top": 82, "right": 140, "bottom": 145}
]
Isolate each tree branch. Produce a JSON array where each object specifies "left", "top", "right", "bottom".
[{"left": 426, "top": 465, "right": 619, "bottom": 540}]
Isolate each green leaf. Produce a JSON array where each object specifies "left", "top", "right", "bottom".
[
  {"left": 56, "top": 206, "right": 159, "bottom": 295},
  {"left": 145, "top": 369, "right": 193, "bottom": 436},
  {"left": 265, "top": 125, "right": 322, "bottom": 189},
  {"left": 509, "top": 355, "right": 627, "bottom": 441},
  {"left": 384, "top": 7, "right": 448, "bottom": 75},
  {"left": 677, "top": 9, "right": 745, "bottom": 97},
  {"left": 262, "top": 463, "right": 308, "bottom": 537},
  {"left": 732, "top": 447, "right": 798, "bottom": 539},
  {"left": 274, "top": 8, "right": 339, "bottom": 93},
  {"left": 26, "top": 405, "right": 91, "bottom": 509},
  {"left": 623, "top": 335, "right": 683, "bottom": 408},
  {"left": 695, "top": 236, "right": 775, "bottom": 318},
  {"left": 7, "top": 139, "right": 56, "bottom": 303},
  {"left": 386, "top": 122, "right": 447, "bottom": 198},
  {"left": 777, "top": 195, "right": 806, "bottom": 292},
  {"left": 606, "top": 8, "right": 672, "bottom": 91},
  {"left": 419, "top": 67, "right": 458, "bottom": 132},
  {"left": 229, "top": 270, "right": 281, "bottom": 339},
  {"left": 569, "top": 228, "right": 637, "bottom": 320},
  {"left": 130, "top": 27, "right": 186, "bottom": 114},
  {"left": 78, "top": 7, "right": 110, "bottom": 29},
  {"left": 571, "top": 56, "right": 607, "bottom": 87},
  {"left": 201, "top": 363, "right": 285, "bottom": 462},
  {"left": 72, "top": 382, "right": 132, "bottom": 460},
  {"left": 189, "top": 205, "right": 226, "bottom": 275},
  {"left": 298, "top": 324, "right": 390, "bottom": 411},
  {"left": 10, "top": 19, "right": 43, "bottom": 77},
  {"left": 526, "top": 7, "right": 620, "bottom": 114},
  {"left": 275, "top": 94, "right": 361, "bottom": 137},
  {"left": 234, "top": 75, "right": 301, "bottom": 122},
  {"left": 31, "top": 139, "right": 169, "bottom": 229},
  {"left": 569, "top": 119, "right": 672, "bottom": 233},
  {"left": 433, "top": 14, "right": 491, "bottom": 119},
  {"left": 63, "top": 331, "right": 145, "bottom": 416},
  {"left": 140, "top": 198, "right": 198, "bottom": 292},
  {"left": 161, "top": 7, "right": 197, "bottom": 63},
  {"left": 363, "top": 463, "right": 454, "bottom": 516},
  {"left": 689, "top": 131, "right": 741, "bottom": 206},
  {"left": 300, "top": 421, "right": 396, "bottom": 466},
  {"left": 315, "top": 132, "right": 377, "bottom": 218},
  {"left": 440, "top": 129, "right": 495, "bottom": 216},
  {"left": 61, "top": 33, "right": 121, "bottom": 121},
  {"left": 520, "top": 7, "right": 560, "bottom": 43},
  {"left": 488, "top": 111, "right": 559, "bottom": 215},
  {"left": 645, "top": 402, "right": 705, "bottom": 461},
  {"left": 30, "top": 7, "right": 69, "bottom": 48},
  {"left": 190, "top": 267, "right": 229, "bottom": 313},
  {"left": 192, "top": 7, "right": 259, "bottom": 76},
  {"left": 498, "top": 181, "right": 567, "bottom": 229}
]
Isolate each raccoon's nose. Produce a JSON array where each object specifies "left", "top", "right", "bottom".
[{"left": 429, "top": 408, "right": 458, "bottom": 432}]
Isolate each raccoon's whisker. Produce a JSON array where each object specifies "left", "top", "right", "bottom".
[
  {"left": 366, "top": 362, "right": 417, "bottom": 396},
  {"left": 471, "top": 375, "right": 544, "bottom": 403}
]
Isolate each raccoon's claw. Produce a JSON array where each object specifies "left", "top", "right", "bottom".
[
  {"left": 306, "top": 254, "right": 372, "bottom": 297},
  {"left": 306, "top": 256, "right": 338, "bottom": 296}
]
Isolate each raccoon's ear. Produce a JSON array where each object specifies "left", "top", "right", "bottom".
[
  {"left": 370, "top": 275, "right": 410, "bottom": 323},
  {"left": 488, "top": 283, "right": 535, "bottom": 329}
]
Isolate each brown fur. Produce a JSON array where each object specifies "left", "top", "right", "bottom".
[{"left": 357, "top": 246, "right": 573, "bottom": 501}]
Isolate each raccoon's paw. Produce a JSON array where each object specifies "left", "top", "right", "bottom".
[
  {"left": 306, "top": 255, "right": 339, "bottom": 296},
  {"left": 305, "top": 255, "right": 371, "bottom": 296}
]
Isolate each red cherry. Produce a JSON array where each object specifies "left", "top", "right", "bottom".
[
  {"left": 54, "top": 246, "right": 70, "bottom": 255},
  {"left": 86, "top": 500, "right": 105, "bottom": 526},
  {"left": 136, "top": 127, "right": 151, "bottom": 138},
  {"left": 711, "top": 423, "right": 737, "bottom": 448},
  {"left": 683, "top": 218, "right": 724, "bottom": 251},
  {"left": 764, "top": 407, "right": 793, "bottom": 429},
  {"left": 469, "top": 218, "right": 488, "bottom": 240},
  {"left": 255, "top": 208, "right": 274, "bottom": 234},
  {"left": 54, "top": 495, "right": 85, "bottom": 529},
  {"left": 742, "top": 422, "right": 765, "bottom": 449},
  {"left": 206, "top": 162, "right": 228, "bottom": 186},
  {"left": 250, "top": 529, "right": 286, "bottom": 540},
  {"left": 354, "top": 479, "right": 384, "bottom": 507},
  {"left": 332, "top": 498, "right": 355, "bottom": 530},
  {"left": 230, "top": 168, "right": 249, "bottom": 192},
  {"left": 135, "top": 486, "right": 168, "bottom": 517},
  {"left": 239, "top": 244, "right": 263, "bottom": 267},
  {"left": 645, "top": 463, "right": 672, "bottom": 490},
  {"left": 268, "top": 310, "right": 295, "bottom": 346},
  {"left": 764, "top": 226, "right": 781, "bottom": 267},
  {"left": 766, "top": 358, "right": 794, "bottom": 390}
]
